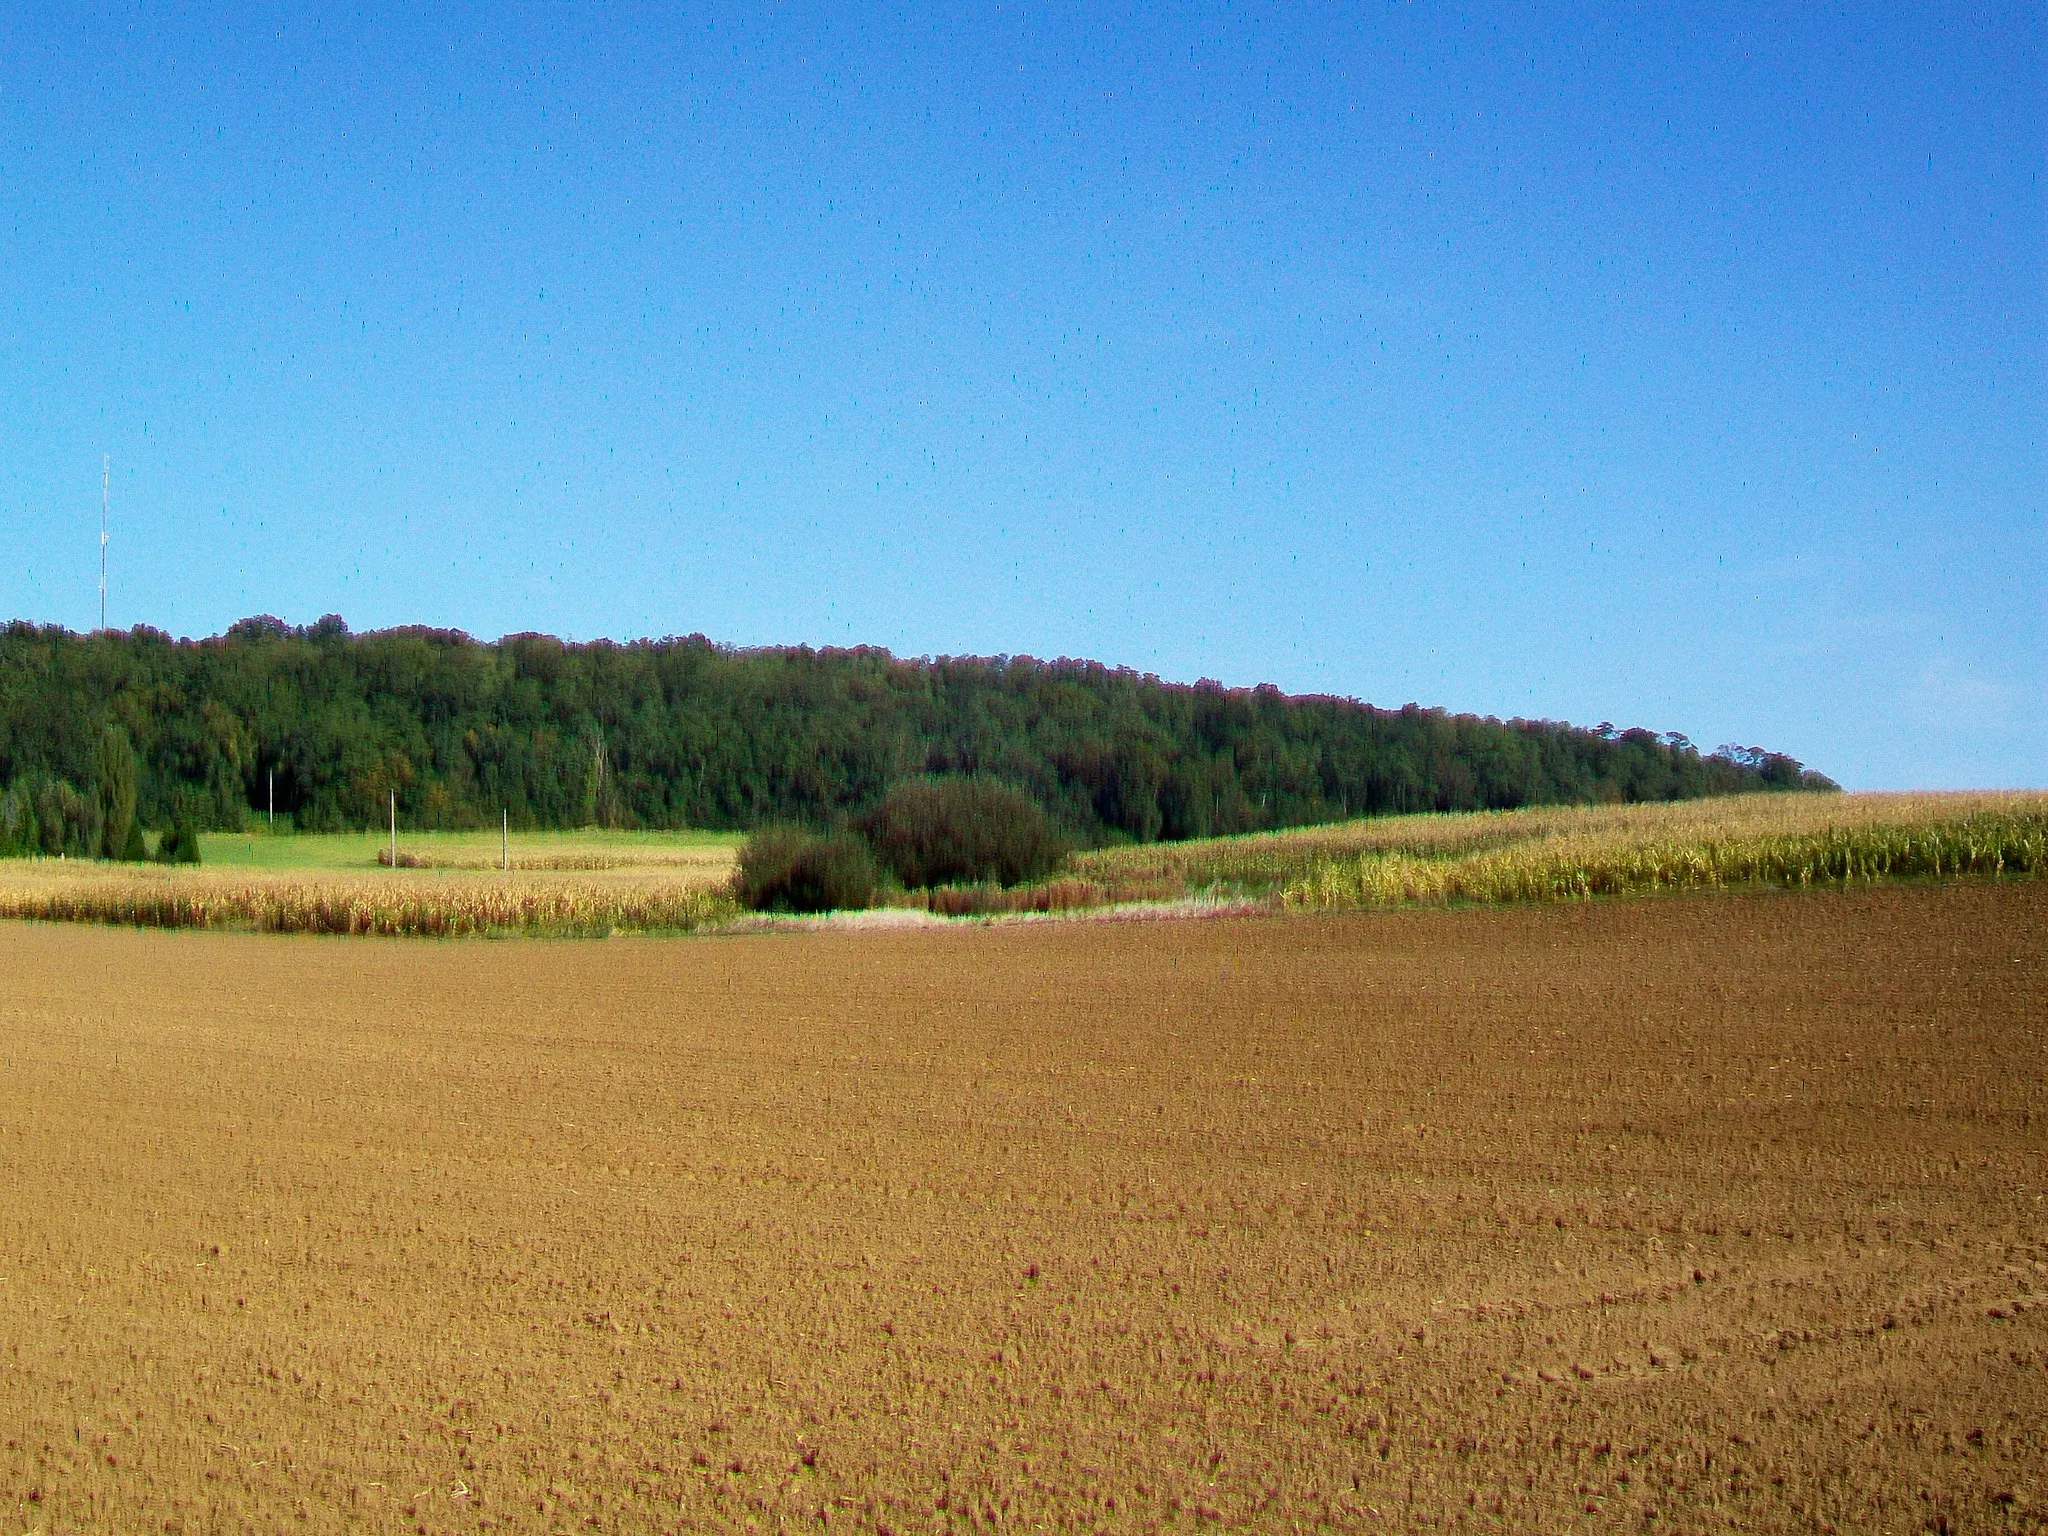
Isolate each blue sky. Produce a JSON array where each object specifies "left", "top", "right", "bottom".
[{"left": 1, "top": 4, "right": 2039, "bottom": 788}]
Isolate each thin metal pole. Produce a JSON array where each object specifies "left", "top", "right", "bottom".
[
  {"left": 502, "top": 808, "right": 509, "bottom": 872},
  {"left": 268, "top": 771, "right": 274, "bottom": 828},
  {"left": 99, "top": 455, "right": 108, "bottom": 632},
  {"left": 390, "top": 790, "right": 397, "bottom": 870}
]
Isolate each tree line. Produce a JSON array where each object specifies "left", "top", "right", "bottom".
[{"left": 0, "top": 616, "right": 1836, "bottom": 850}]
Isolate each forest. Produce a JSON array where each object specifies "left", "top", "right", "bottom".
[{"left": 0, "top": 617, "right": 1834, "bottom": 855}]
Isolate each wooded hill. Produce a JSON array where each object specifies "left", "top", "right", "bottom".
[{"left": 0, "top": 617, "right": 1834, "bottom": 847}]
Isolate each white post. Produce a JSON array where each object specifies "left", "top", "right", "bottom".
[
  {"left": 268, "top": 771, "right": 274, "bottom": 828},
  {"left": 390, "top": 790, "right": 397, "bottom": 870},
  {"left": 502, "top": 808, "right": 509, "bottom": 872}
]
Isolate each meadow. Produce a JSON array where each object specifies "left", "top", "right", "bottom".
[
  {"left": 1, "top": 883, "right": 2041, "bottom": 1531},
  {"left": 198, "top": 823, "right": 743, "bottom": 874}
]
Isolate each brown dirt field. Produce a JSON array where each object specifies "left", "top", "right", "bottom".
[{"left": 1, "top": 883, "right": 2043, "bottom": 1534}]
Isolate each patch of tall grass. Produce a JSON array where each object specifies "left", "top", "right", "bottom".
[{"left": 880, "top": 875, "right": 1181, "bottom": 917}]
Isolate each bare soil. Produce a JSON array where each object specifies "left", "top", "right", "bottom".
[{"left": 0, "top": 882, "right": 2043, "bottom": 1533}]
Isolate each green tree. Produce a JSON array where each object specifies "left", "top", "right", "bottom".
[
  {"left": 93, "top": 724, "right": 139, "bottom": 860},
  {"left": 581, "top": 726, "right": 623, "bottom": 829},
  {"left": 159, "top": 817, "right": 202, "bottom": 864}
]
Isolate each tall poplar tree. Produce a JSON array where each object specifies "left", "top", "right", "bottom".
[{"left": 93, "top": 723, "right": 138, "bottom": 861}]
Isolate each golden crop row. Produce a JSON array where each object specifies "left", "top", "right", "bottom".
[
  {"left": 0, "top": 867, "right": 738, "bottom": 937},
  {"left": 1073, "top": 791, "right": 2048, "bottom": 895},
  {"left": 1280, "top": 807, "right": 2048, "bottom": 910}
]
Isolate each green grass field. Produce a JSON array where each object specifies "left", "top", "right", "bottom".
[{"left": 198, "top": 824, "right": 742, "bottom": 871}]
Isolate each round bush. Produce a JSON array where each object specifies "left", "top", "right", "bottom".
[
  {"left": 862, "top": 777, "right": 1065, "bottom": 889},
  {"left": 734, "top": 827, "right": 877, "bottom": 913}
]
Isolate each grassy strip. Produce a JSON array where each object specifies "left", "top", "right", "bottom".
[
  {"left": 1280, "top": 809, "right": 2048, "bottom": 910},
  {"left": 0, "top": 875, "right": 739, "bottom": 937},
  {"left": 199, "top": 826, "right": 741, "bottom": 872},
  {"left": 876, "top": 875, "right": 1185, "bottom": 917}
]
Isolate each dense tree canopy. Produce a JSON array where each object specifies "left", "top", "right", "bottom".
[{"left": 0, "top": 618, "right": 1834, "bottom": 845}]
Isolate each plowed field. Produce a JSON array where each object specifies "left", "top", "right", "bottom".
[{"left": 2, "top": 883, "right": 2044, "bottom": 1533}]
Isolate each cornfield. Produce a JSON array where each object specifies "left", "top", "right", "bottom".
[
  {"left": 1280, "top": 801, "right": 2048, "bottom": 911},
  {"left": 1069, "top": 791, "right": 2048, "bottom": 910},
  {"left": 0, "top": 864, "right": 737, "bottom": 937}
]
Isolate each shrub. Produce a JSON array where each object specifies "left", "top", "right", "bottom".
[
  {"left": 157, "top": 819, "right": 203, "bottom": 865},
  {"left": 862, "top": 777, "right": 1066, "bottom": 889},
  {"left": 734, "top": 826, "right": 877, "bottom": 913}
]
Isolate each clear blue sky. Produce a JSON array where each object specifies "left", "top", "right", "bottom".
[{"left": 2, "top": 4, "right": 2039, "bottom": 788}]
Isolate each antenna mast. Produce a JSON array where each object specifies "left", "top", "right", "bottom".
[{"left": 99, "top": 455, "right": 109, "bottom": 632}]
